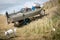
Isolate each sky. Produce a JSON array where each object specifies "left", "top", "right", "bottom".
[{"left": 0, "top": 0, "right": 49, "bottom": 14}]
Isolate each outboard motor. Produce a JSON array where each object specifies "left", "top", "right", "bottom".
[
  {"left": 5, "top": 11, "right": 10, "bottom": 24},
  {"left": 6, "top": 11, "right": 9, "bottom": 18}
]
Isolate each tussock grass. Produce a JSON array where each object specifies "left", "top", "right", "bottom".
[{"left": 13, "top": 14, "right": 55, "bottom": 40}]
